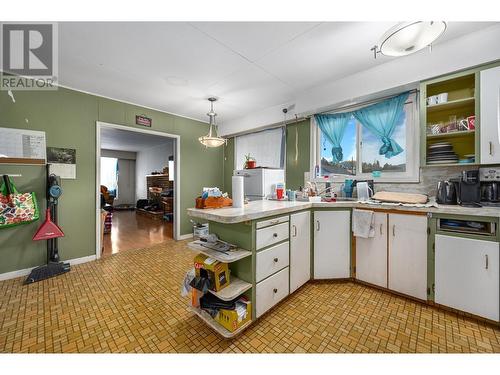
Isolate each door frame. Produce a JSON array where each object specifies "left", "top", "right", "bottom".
[{"left": 95, "top": 121, "right": 181, "bottom": 259}]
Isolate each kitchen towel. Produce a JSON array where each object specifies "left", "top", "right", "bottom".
[
  {"left": 232, "top": 175, "right": 244, "bottom": 208},
  {"left": 352, "top": 209, "right": 375, "bottom": 238}
]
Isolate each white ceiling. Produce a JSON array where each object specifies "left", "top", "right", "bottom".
[
  {"left": 100, "top": 127, "right": 173, "bottom": 152},
  {"left": 59, "top": 22, "right": 497, "bottom": 126}
]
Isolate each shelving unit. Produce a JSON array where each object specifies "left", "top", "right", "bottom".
[
  {"left": 187, "top": 238, "right": 253, "bottom": 337},
  {"left": 188, "top": 306, "right": 252, "bottom": 339},
  {"left": 420, "top": 70, "right": 479, "bottom": 167},
  {"left": 139, "top": 171, "right": 173, "bottom": 220}
]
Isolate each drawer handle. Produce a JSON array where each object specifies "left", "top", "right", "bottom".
[
  {"left": 273, "top": 233, "right": 278, "bottom": 238},
  {"left": 273, "top": 257, "right": 279, "bottom": 263},
  {"left": 270, "top": 220, "right": 280, "bottom": 225},
  {"left": 273, "top": 288, "right": 278, "bottom": 293},
  {"left": 485, "top": 254, "right": 489, "bottom": 269}
]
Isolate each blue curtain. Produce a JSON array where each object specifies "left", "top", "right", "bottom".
[
  {"left": 353, "top": 92, "right": 409, "bottom": 159},
  {"left": 315, "top": 113, "right": 352, "bottom": 162}
]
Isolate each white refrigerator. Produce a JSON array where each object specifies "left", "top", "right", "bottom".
[{"left": 234, "top": 168, "right": 285, "bottom": 200}]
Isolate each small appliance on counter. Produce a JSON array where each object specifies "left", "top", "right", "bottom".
[
  {"left": 457, "top": 169, "right": 481, "bottom": 207},
  {"left": 436, "top": 180, "right": 458, "bottom": 205},
  {"left": 353, "top": 180, "right": 374, "bottom": 200},
  {"left": 479, "top": 167, "right": 500, "bottom": 207},
  {"left": 234, "top": 168, "right": 285, "bottom": 201}
]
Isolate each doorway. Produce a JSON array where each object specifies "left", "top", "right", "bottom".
[{"left": 95, "top": 122, "right": 180, "bottom": 258}]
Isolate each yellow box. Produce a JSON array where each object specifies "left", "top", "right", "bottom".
[
  {"left": 216, "top": 299, "right": 252, "bottom": 332},
  {"left": 194, "top": 254, "right": 230, "bottom": 292}
]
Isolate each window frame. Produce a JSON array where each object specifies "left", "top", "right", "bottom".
[{"left": 311, "top": 92, "right": 420, "bottom": 183}]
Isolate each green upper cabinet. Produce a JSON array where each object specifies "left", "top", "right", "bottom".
[
  {"left": 419, "top": 60, "right": 500, "bottom": 167},
  {"left": 420, "top": 68, "right": 479, "bottom": 167}
]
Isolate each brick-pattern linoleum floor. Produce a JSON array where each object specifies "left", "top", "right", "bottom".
[{"left": 0, "top": 239, "right": 499, "bottom": 353}]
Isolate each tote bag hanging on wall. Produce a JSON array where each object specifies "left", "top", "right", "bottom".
[{"left": 0, "top": 175, "right": 39, "bottom": 229}]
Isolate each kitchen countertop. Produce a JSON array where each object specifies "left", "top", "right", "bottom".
[{"left": 187, "top": 199, "right": 500, "bottom": 223}]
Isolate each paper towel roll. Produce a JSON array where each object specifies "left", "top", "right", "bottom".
[{"left": 232, "top": 175, "right": 244, "bottom": 208}]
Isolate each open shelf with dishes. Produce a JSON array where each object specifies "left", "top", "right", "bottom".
[{"left": 421, "top": 71, "right": 479, "bottom": 167}]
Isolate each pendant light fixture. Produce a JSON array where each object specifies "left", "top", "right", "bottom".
[
  {"left": 198, "top": 97, "right": 227, "bottom": 148},
  {"left": 371, "top": 21, "right": 447, "bottom": 59}
]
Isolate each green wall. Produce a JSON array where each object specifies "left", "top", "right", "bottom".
[
  {"left": 222, "top": 119, "right": 311, "bottom": 194},
  {"left": 285, "top": 119, "right": 310, "bottom": 190},
  {"left": 0, "top": 88, "right": 222, "bottom": 274}
]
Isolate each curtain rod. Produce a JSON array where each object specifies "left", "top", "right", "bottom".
[{"left": 307, "top": 88, "right": 419, "bottom": 117}]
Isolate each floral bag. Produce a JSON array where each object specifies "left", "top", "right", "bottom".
[{"left": 0, "top": 175, "right": 39, "bottom": 229}]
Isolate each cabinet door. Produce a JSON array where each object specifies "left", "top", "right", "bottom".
[
  {"left": 388, "top": 214, "right": 427, "bottom": 300},
  {"left": 356, "top": 212, "right": 387, "bottom": 288},
  {"left": 290, "top": 211, "right": 311, "bottom": 293},
  {"left": 480, "top": 66, "right": 500, "bottom": 164},
  {"left": 435, "top": 235, "right": 499, "bottom": 321},
  {"left": 313, "top": 210, "right": 350, "bottom": 279}
]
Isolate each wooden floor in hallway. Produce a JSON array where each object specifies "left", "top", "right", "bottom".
[
  {"left": 102, "top": 210, "right": 173, "bottom": 256},
  {"left": 0, "top": 239, "right": 499, "bottom": 353}
]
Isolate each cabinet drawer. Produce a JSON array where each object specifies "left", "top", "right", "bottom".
[
  {"left": 256, "top": 241, "right": 290, "bottom": 282},
  {"left": 256, "top": 215, "right": 289, "bottom": 229},
  {"left": 256, "top": 267, "right": 289, "bottom": 318},
  {"left": 256, "top": 222, "right": 289, "bottom": 250}
]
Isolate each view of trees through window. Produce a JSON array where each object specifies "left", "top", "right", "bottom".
[{"left": 319, "top": 103, "right": 411, "bottom": 177}]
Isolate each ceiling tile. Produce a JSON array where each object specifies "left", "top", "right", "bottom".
[{"left": 190, "top": 22, "right": 320, "bottom": 62}]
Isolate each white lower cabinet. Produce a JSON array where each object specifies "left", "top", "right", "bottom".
[
  {"left": 435, "top": 235, "right": 499, "bottom": 321},
  {"left": 388, "top": 213, "right": 428, "bottom": 300},
  {"left": 313, "top": 210, "right": 351, "bottom": 279},
  {"left": 255, "top": 267, "right": 289, "bottom": 318},
  {"left": 356, "top": 212, "right": 388, "bottom": 288},
  {"left": 290, "top": 211, "right": 311, "bottom": 293}
]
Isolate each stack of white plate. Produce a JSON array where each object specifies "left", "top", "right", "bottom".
[{"left": 427, "top": 142, "right": 458, "bottom": 164}]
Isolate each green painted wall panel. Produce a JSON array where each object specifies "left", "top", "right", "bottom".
[
  {"left": 222, "top": 138, "right": 234, "bottom": 194},
  {"left": 286, "top": 119, "right": 310, "bottom": 190},
  {"left": 0, "top": 87, "right": 222, "bottom": 274}
]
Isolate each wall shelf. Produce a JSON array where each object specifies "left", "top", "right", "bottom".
[{"left": 188, "top": 306, "right": 252, "bottom": 338}]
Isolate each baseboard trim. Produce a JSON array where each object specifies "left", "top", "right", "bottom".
[
  {"left": 178, "top": 233, "right": 193, "bottom": 241},
  {"left": 0, "top": 254, "right": 97, "bottom": 282}
]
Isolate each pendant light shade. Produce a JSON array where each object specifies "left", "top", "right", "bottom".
[
  {"left": 198, "top": 97, "right": 227, "bottom": 148},
  {"left": 371, "top": 21, "right": 446, "bottom": 58}
]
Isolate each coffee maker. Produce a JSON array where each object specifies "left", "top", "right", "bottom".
[
  {"left": 479, "top": 167, "right": 500, "bottom": 207},
  {"left": 457, "top": 170, "right": 481, "bottom": 207}
]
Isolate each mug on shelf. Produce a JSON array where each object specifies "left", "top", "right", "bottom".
[{"left": 437, "top": 92, "right": 448, "bottom": 104}]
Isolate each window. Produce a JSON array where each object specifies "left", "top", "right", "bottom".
[
  {"left": 101, "top": 157, "right": 118, "bottom": 196},
  {"left": 235, "top": 127, "right": 285, "bottom": 170},
  {"left": 313, "top": 92, "right": 419, "bottom": 182}
]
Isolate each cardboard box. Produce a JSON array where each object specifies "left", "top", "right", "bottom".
[
  {"left": 216, "top": 298, "right": 251, "bottom": 332},
  {"left": 194, "top": 254, "right": 230, "bottom": 292}
]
